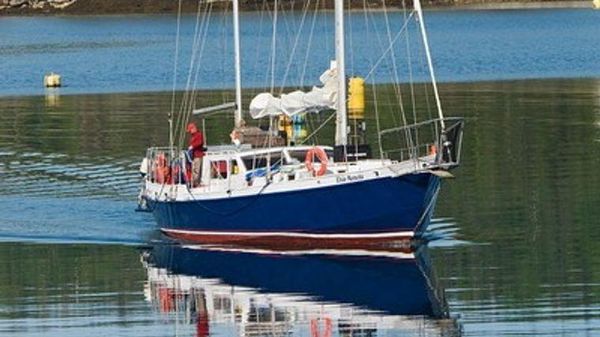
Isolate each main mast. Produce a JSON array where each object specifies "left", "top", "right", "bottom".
[
  {"left": 334, "top": 0, "right": 347, "bottom": 146},
  {"left": 233, "top": 0, "right": 243, "bottom": 127}
]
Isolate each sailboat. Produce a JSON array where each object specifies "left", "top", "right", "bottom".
[{"left": 139, "top": 0, "right": 464, "bottom": 246}]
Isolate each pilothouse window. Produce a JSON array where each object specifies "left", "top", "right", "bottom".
[
  {"left": 241, "top": 153, "right": 283, "bottom": 170},
  {"left": 287, "top": 150, "right": 306, "bottom": 164},
  {"left": 210, "top": 159, "right": 241, "bottom": 179},
  {"left": 288, "top": 149, "right": 333, "bottom": 164},
  {"left": 211, "top": 160, "right": 228, "bottom": 179}
]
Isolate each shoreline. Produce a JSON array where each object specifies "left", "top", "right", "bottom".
[
  {"left": 448, "top": 0, "right": 591, "bottom": 10},
  {"left": 0, "top": 1, "right": 593, "bottom": 16},
  {"left": 2, "top": 76, "right": 598, "bottom": 99}
]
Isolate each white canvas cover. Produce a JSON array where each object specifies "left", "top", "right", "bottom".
[{"left": 249, "top": 63, "right": 339, "bottom": 119}]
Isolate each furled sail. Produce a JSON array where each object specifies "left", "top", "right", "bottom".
[{"left": 249, "top": 62, "right": 339, "bottom": 119}]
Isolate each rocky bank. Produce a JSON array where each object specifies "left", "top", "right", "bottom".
[{"left": 0, "top": 0, "right": 590, "bottom": 15}]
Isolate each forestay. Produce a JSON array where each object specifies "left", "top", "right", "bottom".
[{"left": 249, "top": 62, "right": 339, "bottom": 119}]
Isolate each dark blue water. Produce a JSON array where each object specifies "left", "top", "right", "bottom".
[{"left": 1, "top": 9, "right": 599, "bottom": 96}]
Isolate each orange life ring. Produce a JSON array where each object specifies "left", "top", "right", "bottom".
[
  {"left": 305, "top": 147, "right": 328, "bottom": 177},
  {"left": 154, "top": 152, "right": 170, "bottom": 184},
  {"left": 429, "top": 144, "right": 437, "bottom": 156},
  {"left": 158, "top": 287, "right": 174, "bottom": 312},
  {"left": 310, "top": 318, "right": 332, "bottom": 337}
]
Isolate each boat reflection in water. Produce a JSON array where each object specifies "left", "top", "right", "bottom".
[{"left": 141, "top": 243, "right": 460, "bottom": 337}]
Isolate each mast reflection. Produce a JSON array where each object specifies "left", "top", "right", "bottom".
[{"left": 141, "top": 244, "right": 460, "bottom": 337}]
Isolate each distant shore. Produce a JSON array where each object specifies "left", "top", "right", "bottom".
[{"left": 0, "top": 0, "right": 593, "bottom": 16}]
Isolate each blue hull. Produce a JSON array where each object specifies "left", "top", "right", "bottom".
[{"left": 147, "top": 172, "right": 440, "bottom": 235}]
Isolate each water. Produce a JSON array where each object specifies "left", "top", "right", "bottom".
[
  {"left": 1, "top": 9, "right": 599, "bottom": 96},
  {"left": 1, "top": 8, "right": 600, "bottom": 337},
  {"left": 1, "top": 77, "right": 598, "bottom": 336}
]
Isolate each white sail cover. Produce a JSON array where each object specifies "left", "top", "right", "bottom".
[{"left": 249, "top": 63, "right": 338, "bottom": 119}]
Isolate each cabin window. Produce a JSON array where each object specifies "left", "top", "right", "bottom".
[
  {"left": 231, "top": 159, "right": 242, "bottom": 175},
  {"left": 210, "top": 160, "right": 229, "bottom": 179},
  {"left": 241, "top": 153, "right": 283, "bottom": 170},
  {"left": 213, "top": 296, "right": 231, "bottom": 311},
  {"left": 210, "top": 159, "right": 243, "bottom": 179},
  {"left": 287, "top": 149, "right": 333, "bottom": 164},
  {"left": 287, "top": 150, "right": 306, "bottom": 164}
]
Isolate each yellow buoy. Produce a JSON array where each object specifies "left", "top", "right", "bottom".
[
  {"left": 348, "top": 77, "right": 365, "bottom": 120},
  {"left": 44, "top": 72, "right": 61, "bottom": 87},
  {"left": 278, "top": 116, "right": 293, "bottom": 143},
  {"left": 594, "top": 0, "right": 600, "bottom": 9}
]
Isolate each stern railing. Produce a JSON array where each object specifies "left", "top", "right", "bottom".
[
  {"left": 379, "top": 117, "right": 464, "bottom": 169},
  {"left": 144, "top": 147, "right": 190, "bottom": 185}
]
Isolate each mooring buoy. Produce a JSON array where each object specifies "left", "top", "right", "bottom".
[{"left": 44, "top": 72, "right": 61, "bottom": 88}]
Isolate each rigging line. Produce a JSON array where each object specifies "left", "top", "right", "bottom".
[
  {"left": 369, "top": 5, "right": 414, "bottom": 154},
  {"left": 413, "top": 19, "right": 436, "bottom": 138},
  {"left": 179, "top": 1, "right": 204, "bottom": 115},
  {"left": 270, "top": 0, "right": 279, "bottom": 94},
  {"left": 363, "top": 11, "right": 414, "bottom": 81},
  {"left": 256, "top": 1, "right": 273, "bottom": 134},
  {"left": 382, "top": 0, "right": 409, "bottom": 127},
  {"left": 261, "top": 0, "right": 273, "bottom": 94},
  {"left": 404, "top": 1, "right": 419, "bottom": 154},
  {"left": 300, "top": 0, "right": 320, "bottom": 88},
  {"left": 247, "top": 0, "right": 267, "bottom": 114},
  {"left": 181, "top": 2, "right": 210, "bottom": 118},
  {"left": 219, "top": 8, "right": 229, "bottom": 104},
  {"left": 361, "top": 0, "right": 383, "bottom": 160},
  {"left": 280, "top": 0, "right": 295, "bottom": 60},
  {"left": 174, "top": 1, "right": 207, "bottom": 146},
  {"left": 364, "top": 6, "right": 399, "bottom": 131},
  {"left": 372, "top": 80, "right": 384, "bottom": 160},
  {"left": 297, "top": 111, "right": 336, "bottom": 146},
  {"left": 182, "top": 5, "right": 208, "bottom": 123},
  {"left": 188, "top": 4, "right": 215, "bottom": 123},
  {"left": 382, "top": 0, "right": 414, "bottom": 158},
  {"left": 279, "top": 0, "right": 312, "bottom": 94},
  {"left": 169, "top": 0, "right": 183, "bottom": 155},
  {"left": 180, "top": 3, "right": 213, "bottom": 147},
  {"left": 347, "top": 0, "right": 355, "bottom": 76},
  {"left": 305, "top": 114, "right": 316, "bottom": 145},
  {"left": 414, "top": 20, "right": 435, "bottom": 129},
  {"left": 361, "top": 0, "right": 400, "bottom": 142}
]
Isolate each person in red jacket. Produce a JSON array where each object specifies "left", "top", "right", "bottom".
[{"left": 187, "top": 122, "right": 205, "bottom": 186}]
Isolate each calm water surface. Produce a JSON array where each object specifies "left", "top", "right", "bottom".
[
  {"left": 0, "top": 9, "right": 599, "bottom": 96},
  {"left": 0, "top": 78, "right": 599, "bottom": 336}
]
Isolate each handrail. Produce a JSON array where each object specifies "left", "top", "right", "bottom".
[
  {"left": 379, "top": 117, "right": 464, "bottom": 169},
  {"left": 379, "top": 117, "right": 464, "bottom": 136}
]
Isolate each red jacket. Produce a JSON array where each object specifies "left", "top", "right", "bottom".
[{"left": 189, "top": 131, "right": 205, "bottom": 159}]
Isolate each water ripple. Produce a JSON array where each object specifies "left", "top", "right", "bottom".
[{"left": 0, "top": 150, "right": 141, "bottom": 200}]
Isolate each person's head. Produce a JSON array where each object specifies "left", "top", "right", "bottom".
[{"left": 186, "top": 122, "right": 198, "bottom": 134}]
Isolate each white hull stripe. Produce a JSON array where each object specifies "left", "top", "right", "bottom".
[
  {"left": 182, "top": 244, "right": 415, "bottom": 259},
  {"left": 163, "top": 228, "right": 414, "bottom": 239}
]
